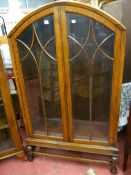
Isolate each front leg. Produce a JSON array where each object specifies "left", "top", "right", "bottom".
[
  {"left": 26, "top": 145, "right": 36, "bottom": 161},
  {"left": 111, "top": 155, "right": 118, "bottom": 174}
]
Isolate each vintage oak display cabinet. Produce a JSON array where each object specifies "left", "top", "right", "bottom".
[
  {"left": 7, "top": 1, "right": 126, "bottom": 173},
  {"left": 0, "top": 51, "right": 25, "bottom": 160}
]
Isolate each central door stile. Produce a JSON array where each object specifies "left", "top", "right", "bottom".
[
  {"left": 59, "top": 7, "right": 73, "bottom": 142},
  {"left": 54, "top": 7, "right": 69, "bottom": 142}
]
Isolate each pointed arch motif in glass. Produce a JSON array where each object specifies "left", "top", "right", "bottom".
[
  {"left": 66, "top": 13, "right": 115, "bottom": 141},
  {"left": 17, "top": 15, "right": 63, "bottom": 137}
]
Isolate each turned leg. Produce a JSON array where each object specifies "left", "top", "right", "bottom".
[
  {"left": 26, "top": 145, "right": 36, "bottom": 162},
  {"left": 111, "top": 155, "right": 118, "bottom": 174}
]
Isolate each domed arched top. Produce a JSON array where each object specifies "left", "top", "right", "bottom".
[{"left": 8, "top": 1, "right": 125, "bottom": 38}]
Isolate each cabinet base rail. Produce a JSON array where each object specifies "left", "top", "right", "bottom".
[
  {"left": 25, "top": 141, "right": 118, "bottom": 174},
  {"left": 0, "top": 150, "right": 25, "bottom": 161},
  {"left": 26, "top": 149, "right": 118, "bottom": 174}
]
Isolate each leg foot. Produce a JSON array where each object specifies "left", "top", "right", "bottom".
[
  {"left": 111, "top": 165, "right": 118, "bottom": 174},
  {"left": 111, "top": 155, "right": 118, "bottom": 174},
  {"left": 26, "top": 145, "right": 35, "bottom": 162}
]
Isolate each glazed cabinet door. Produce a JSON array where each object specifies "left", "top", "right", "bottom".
[
  {"left": 66, "top": 13, "right": 114, "bottom": 142},
  {"left": 0, "top": 52, "right": 24, "bottom": 160},
  {"left": 10, "top": 8, "right": 68, "bottom": 141},
  {"left": 8, "top": 2, "right": 125, "bottom": 146},
  {"left": 0, "top": 90, "right": 14, "bottom": 154},
  {"left": 60, "top": 6, "right": 125, "bottom": 145}
]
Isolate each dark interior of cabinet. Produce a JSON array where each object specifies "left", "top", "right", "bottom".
[{"left": 0, "top": 92, "right": 13, "bottom": 152}]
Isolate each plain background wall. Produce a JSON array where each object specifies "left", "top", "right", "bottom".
[{"left": 103, "top": 0, "right": 131, "bottom": 83}]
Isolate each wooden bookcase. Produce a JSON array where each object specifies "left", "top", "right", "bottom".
[{"left": 7, "top": 1, "right": 126, "bottom": 173}]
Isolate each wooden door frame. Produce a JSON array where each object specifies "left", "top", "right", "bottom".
[
  {"left": 0, "top": 50, "right": 25, "bottom": 160},
  {"left": 8, "top": 6, "right": 69, "bottom": 142},
  {"left": 58, "top": 3, "right": 126, "bottom": 145},
  {"left": 8, "top": 1, "right": 126, "bottom": 147}
]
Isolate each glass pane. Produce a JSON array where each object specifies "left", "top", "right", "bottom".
[
  {"left": 67, "top": 13, "right": 115, "bottom": 141},
  {"left": 0, "top": 91, "right": 14, "bottom": 152},
  {"left": 17, "top": 15, "right": 63, "bottom": 137}
]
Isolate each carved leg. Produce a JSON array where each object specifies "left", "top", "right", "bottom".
[
  {"left": 26, "top": 145, "right": 35, "bottom": 162},
  {"left": 111, "top": 155, "right": 118, "bottom": 174}
]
